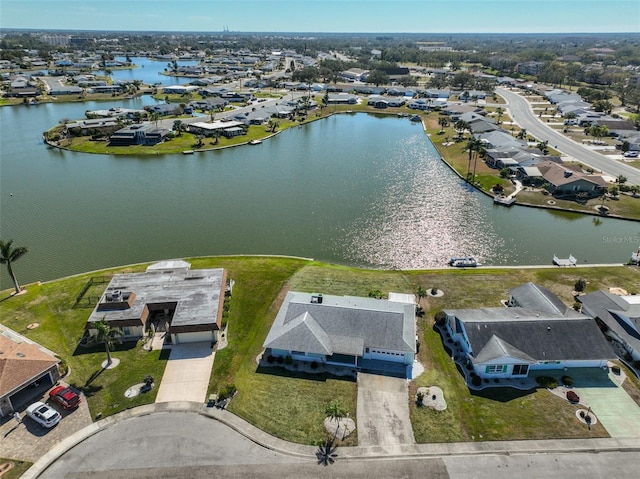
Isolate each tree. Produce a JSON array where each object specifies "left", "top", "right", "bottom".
[
  {"left": 495, "top": 107, "right": 504, "bottom": 125},
  {"left": 438, "top": 116, "right": 449, "bottom": 133},
  {"left": 516, "top": 128, "right": 527, "bottom": 140},
  {"left": 172, "top": 120, "right": 183, "bottom": 136},
  {"left": 0, "top": 239, "right": 28, "bottom": 295},
  {"left": 536, "top": 140, "right": 549, "bottom": 155},
  {"left": 415, "top": 286, "right": 427, "bottom": 302},
  {"left": 94, "top": 319, "right": 122, "bottom": 367},
  {"left": 366, "top": 70, "right": 389, "bottom": 87}
]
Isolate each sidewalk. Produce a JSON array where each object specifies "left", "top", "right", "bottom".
[{"left": 22, "top": 401, "right": 640, "bottom": 479}]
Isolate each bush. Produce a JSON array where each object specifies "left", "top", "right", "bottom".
[
  {"left": 276, "top": 356, "right": 284, "bottom": 365},
  {"left": 218, "top": 383, "right": 237, "bottom": 401},
  {"left": 266, "top": 355, "right": 275, "bottom": 364},
  {"left": 561, "top": 375, "right": 574, "bottom": 387},
  {"left": 284, "top": 355, "right": 293, "bottom": 365},
  {"left": 434, "top": 311, "right": 447, "bottom": 326},
  {"left": 566, "top": 390, "right": 579, "bottom": 403},
  {"left": 535, "top": 376, "right": 558, "bottom": 389},
  {"left": 471, "top": 376, "right": 482, "bottom": 386},
  {"left": 574, "top": 279, "right": 587, "bottom": 292},
  {"left": 310, "top": 361, "right": 318, "bottom": 369}
]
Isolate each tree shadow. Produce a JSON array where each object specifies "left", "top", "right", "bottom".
[
  {"left": 73, "top": 338, "right": 139, "bottom": 357},
  {"left": 316, "top": 437, "right": 338, "bottom": 466}
]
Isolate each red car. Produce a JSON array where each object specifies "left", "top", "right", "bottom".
[{"left": 49, "top": 385, "right": 81, "bottom": 409}]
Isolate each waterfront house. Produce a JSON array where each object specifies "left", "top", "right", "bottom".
[
  {"left": 263, "top": 292, "right": 416, "bottom": 378},
  {"left": 85, "top": 260, "right": 227, "bottom": 345},
  {"left": 443, "top": 283, "right": 614, "bottom": 381},
  {"left": 109, "top": 122, "right": 170, "bottom": 146},
  {"left": 579, "top": 291, "right": 640, "bottom": 361},
  {"left": 536, "top": 161, "right": 608, "bottom": 197},
  {"left": 188, "top": 120, "right": 245, "bottom": 136}
]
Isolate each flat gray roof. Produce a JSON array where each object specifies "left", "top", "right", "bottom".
[{"left": 88, "top": 262, "right": 225, "bottom": 331}]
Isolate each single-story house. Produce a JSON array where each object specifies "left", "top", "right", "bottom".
[
  {"left": 109, "top": 123, "right": 170, "bottom": 146},
  {"left": 162, "top": 85, "right": 199, "bottom": 95},
  {"left": 0, "top": 326, "right": 61, "bottom": 417},
  {"left": 536, "top": 160, "right": 608, "bottom": 196},
  {"left": 188, "top": 120, "right": 245, "bottom": 136},
  {"left": 66, "top": 118, "right": 121, "bottom": 136},
  {"left": 325, "top": 93, "right": 358, "bottom": 105},
  {"left": 147, "top": 103, "right": 181, "bottom": 116},
  {"left": 579, "top": 291, "right": 640, "bottom": 361},
  {"left": 85, "top": 260, "right": 227, "bottom": 345},
  {"left": 263, "top": 292, "right": 416, "bottom": 377},
  {"left": 341, "top": 68, "right": 369, "bottom": 82},
  {"left": 444, "top": 283, "right": 614, "bottom": 380},
  {"left": 367, "top": 95, "right": 406, "bottom": 108}
]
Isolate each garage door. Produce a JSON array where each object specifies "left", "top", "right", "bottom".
[
  {"left": 173, "top": 331, "right": 214, "bottom": 344},
  {"left": 368, "top": 349, "right": 405, "bottom": 363}
]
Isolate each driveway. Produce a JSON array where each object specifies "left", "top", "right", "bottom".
[
  {"left": 571, "top": 369, "right": 640, "bottom": 438},
  {"left": 155, "top": 342, "right": 215, "bottom": 403},
  {"left": 356, "top": 373, "right": 415, "bottom": 446},
  {"left": 0, "top": 386, "right": 92, "bottom": 462}
]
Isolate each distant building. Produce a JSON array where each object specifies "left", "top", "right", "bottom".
[{"left": 109, "top": 122, "right": 170, "bottom": 146}]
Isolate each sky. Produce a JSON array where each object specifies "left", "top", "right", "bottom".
[{"left": 1, "top": 0, "right": 639, "bottom": 34}]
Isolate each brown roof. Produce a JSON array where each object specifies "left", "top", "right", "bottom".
[
  {"left": 0, "top": 335, "right": 59, "bottom": 397},
  {"left": 537, "top": 161, "right": 607, "bottom": 187}
]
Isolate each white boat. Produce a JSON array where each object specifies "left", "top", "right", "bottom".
[
  {"left": 248, "top": 139, "right": 262, "bottom": 145},
  {"left": 448, "top": 257, "right": 479, "bottom": 267},
  {"left": 494, "top": 195, "right": 516, "bottom": 206}
]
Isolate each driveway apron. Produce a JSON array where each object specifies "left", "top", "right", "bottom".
[
  {"left": 155, "top": 342, "right": 215, "bottom": 403},
  {"left": 356, "top": 373, "right": 415, "bottom": 446}
]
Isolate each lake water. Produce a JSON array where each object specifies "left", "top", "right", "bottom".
[{"left": 1, "top": 64, "right": 639, "bottom": 288}]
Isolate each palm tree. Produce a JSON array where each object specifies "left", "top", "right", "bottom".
[
  {"left": 325, "top": 400, "right": 346, "bottom": 425},
  {"left": 94, "top": 319, "right": 122, "bottom": 367},
  {"left": 172, "top": 120, "right": 183, "bottom": 136},
  {"left": 0, "top": 239, "right": 28, "bottom": 295},
  {"left": 495, "top": 107, "right": 504, "bottom": 125},
  {"left": 465, "top": 137, "right": 482, "bottom": 182},
  {"left": 438, "top": 117, "right": 449, "bottom": 133}
]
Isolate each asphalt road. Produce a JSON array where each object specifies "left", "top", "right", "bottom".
[
  {"left": 496, "top": 87, "right": 640, "bottom": 185},
  {"left": 35, "top": 412, "right": 640, "bottom": 479}
]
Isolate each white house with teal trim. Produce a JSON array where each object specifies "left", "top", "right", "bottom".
[
  {"left": 443, "top": 283, "right": 614, "bottom": 380},
  {"left": 263, "top": 292, "right": 416, "bottom": 377}
]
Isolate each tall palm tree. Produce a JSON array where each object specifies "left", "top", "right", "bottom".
[
  {"left": 495, "top": 107, "right": 504, "bottom": 125},
  {"left": 438, "top": 117, "right": 449, "bottom": 133},
  {"left": 0, "top": 239, "right": 28, "bottom": 295},
  {"left": 94, "top": 319, "right": 122, "bottom": 367},
  {"left": 465, "top": 137, "right": 482, "bottom": 182}
]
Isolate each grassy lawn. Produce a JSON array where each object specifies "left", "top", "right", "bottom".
[
  {"left": 2, "top": 259, "right": 640, "bottom": 444},
  {"left": 0, "top": 459, "right": 32, "bottom": 479}
]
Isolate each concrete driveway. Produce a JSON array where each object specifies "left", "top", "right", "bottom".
[
  {"left": 155, "top": 342, "right": 215, "bottom": 404},
  {"left": 572, "top": 369, "right": 640, "bottom": 438},
  {"left": 356, "top": 373, "right": 415, "bottom": 446}
]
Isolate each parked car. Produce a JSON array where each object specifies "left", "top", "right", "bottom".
[
  {"left": 623, "top": 151, "right": 639, "bottom": 158},
  {"left": 49, "top": 385, "right": 81, "bottom": 409},
  {"left": 25, "top": 401, "right": 61, "bottom": 428}
]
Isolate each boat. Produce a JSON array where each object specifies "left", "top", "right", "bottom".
[
  {"left": 631, "top": 247, "right": 640, "bottom": 264},
  {"left": 248, "top": 139, "right": 262, "bottom": 145},
  {"left": 182, "top": 150, "right": 194, "bottom": 155},
  {"left": 448, "top": 257, "right": 479, "bottom": 268},
  {"left": 494, "top": 195, "right": 516, "bottom": 206},
  {"left": 409, "top": 114, "right": 422, "bottom": 122}
]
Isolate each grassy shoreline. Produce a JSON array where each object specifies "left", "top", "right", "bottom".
[{"left": 2, "top": 256, "right": 639, "bottom": 445}]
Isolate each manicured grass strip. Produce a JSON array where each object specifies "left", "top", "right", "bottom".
[{"left": 0, "top": 458, "right": 32, "bottom": 479}]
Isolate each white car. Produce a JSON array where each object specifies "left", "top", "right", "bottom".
[
  {"left": 623, "top": 151, "right": 639, "bottom": 158},
  {"left": 25, "top": 401, "right": 61, "bottom": 428}
]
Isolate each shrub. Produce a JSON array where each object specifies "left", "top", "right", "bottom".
[
  {"left": 561, "top": 375, "right": 574, "bottom": 387},
  {"left": 574, "top": 279, "right": 587, "bottom": 292},
  {"left": 535, "top": 376, "right": 558, "bottom": 389},
  {"left": 566, "top": 390, "right": 579, "bottom": 403},
  {"left": 493, "top": 378, "right": 500, "bottom": 383},
  {"left": 284, "top": 355, "right": 293, "bottom": 365},
  {"left": 434, "top": 311, "right": 447, "bottom": 326},
  {"left": 471, "top": 376, "right": 482, "bottom": 386},
  {"left": 310, "top": 361, "right": 318, "bottom": 369},
  {"left": 266, "top": 355, "right": 275, "bottom": 364},
  {"left": 416, "top": 391, "right": 425, "bottom": 405},
  {"left": 466, "top": 363, "right": 473, "bottom": 371},
  {"left": 431, "top": 287, "right": 438, "bottom": 295},
  {"left": 218, "top": 383, "right": 237, "bottom": 401},
  {"left": 276, "top": 356, "right": 284, "bottom": 365}
]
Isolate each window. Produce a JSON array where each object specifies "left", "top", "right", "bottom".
[
  {"left": 512, "top": 364, "right": 529, "bottom": 376},
  {"left": 485, "top": 365, "right": 507, "bottom": 374}
]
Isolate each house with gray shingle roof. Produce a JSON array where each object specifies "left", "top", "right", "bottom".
[
  {"left": 263, "top": 292, "right": 416, "bottom": 377},
  {"left": 579, "top": 291, "right": 640, "bottom": 361},
  {"left": 443, "top": 283, "right": 614, "bottom": 380}
]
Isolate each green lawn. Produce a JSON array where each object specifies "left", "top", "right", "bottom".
[
  {"left": 0, "top": 459, "right": 32, "bottom": 479},
  {"left": 3, "top": 259, "right": 640, "bottom": 445}
]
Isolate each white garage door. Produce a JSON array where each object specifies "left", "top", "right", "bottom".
[
  {"left": 368, "top": 349, "right": 405, "bottom": 363},
  {"left": 173, "top": 330, "right": 214, "bottom": 344}
]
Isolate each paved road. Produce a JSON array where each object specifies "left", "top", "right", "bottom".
[
  {"left": 496, "top": 87, "right": 640, "bottom": 185},
  {"left": 33, "top": 411, "right": 640, "bottom": 479}
]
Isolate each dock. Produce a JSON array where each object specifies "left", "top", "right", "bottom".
[{"left": 553, "top": 254, "right": 577, "bottom": 267}]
